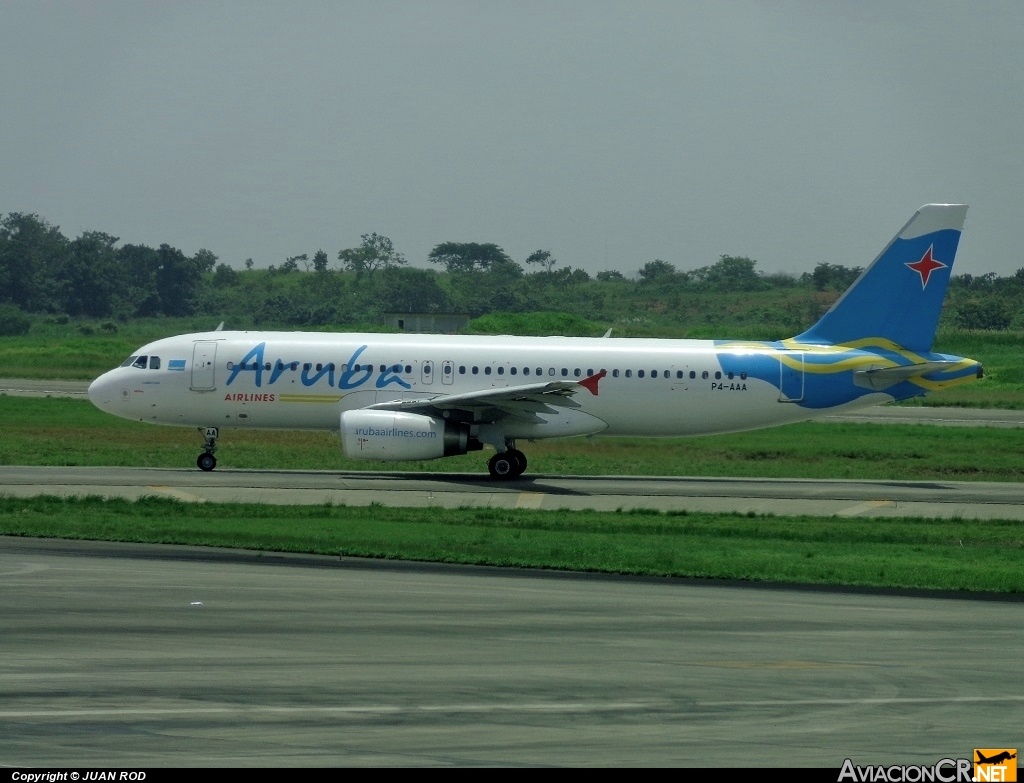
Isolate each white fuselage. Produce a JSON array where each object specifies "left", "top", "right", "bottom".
[{"left": 88, "top": 330, "right": 888, "bottom": 439}]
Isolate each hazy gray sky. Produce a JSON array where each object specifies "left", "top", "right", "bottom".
[{"left": 2, "top": 1, "right": 1022, "bottom": 277}]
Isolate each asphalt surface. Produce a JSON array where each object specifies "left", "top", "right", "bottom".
[
  {"left": 4, "top": 465, "right": 1024, "bottom": 519},
  {"left": 4, "top": 378, "right": 1023, "bottom": 766},
  {"left": 2, "top": 536, "right": 1021, "bottom": 767}
]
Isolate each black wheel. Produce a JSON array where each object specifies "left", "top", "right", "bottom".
[
  {"left": 487, "top": 452, "right": 516, "bottom": 479},
  {"left": 197, "top": 453, "right": 217, "bottom": 472},
  {"left": 507, "top": 449, "right": 527, "bottom": 476}
]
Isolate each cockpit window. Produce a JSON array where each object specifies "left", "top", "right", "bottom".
[
  {"left": 121, "top": 355, "right": 138, "bottom": 367},
  {"left": 132, "top": 356, "right": 148, "bottom": 369},
  {"left": 149, "top": 356, "right": 161, "bottom": 370}
]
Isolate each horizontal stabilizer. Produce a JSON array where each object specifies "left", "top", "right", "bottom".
[{"left": 852, "top": 361, "right": 965, "bottom": 391}]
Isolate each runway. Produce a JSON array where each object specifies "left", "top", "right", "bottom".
[
  {"left": 4, "top": 465, "right": 1024, "bottom": 519},
  {"left": 2, "top": 536, "right": 1021, "bottom": 766}
]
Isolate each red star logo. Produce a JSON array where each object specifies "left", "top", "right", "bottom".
[{"left": 905, "top": 245, "right": 947, "bottom": 289}]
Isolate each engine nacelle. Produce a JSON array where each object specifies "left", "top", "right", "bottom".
[{"left": 340, "top": 409, "right": 474, "bottom": 461}]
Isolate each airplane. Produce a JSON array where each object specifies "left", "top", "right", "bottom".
[
  {"left": 88, "top": 204, "right": 982, "bottom": 477},
  {"left": 976, "top": 751, "right": 1017, "bottom": 765}
]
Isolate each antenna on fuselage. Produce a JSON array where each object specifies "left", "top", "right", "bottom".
[
  {"left": 602, "top": 328, "right": 613, "bottom": 338},
  {"left": 214, "top": 322, "right": 224, "bottom": 332}
]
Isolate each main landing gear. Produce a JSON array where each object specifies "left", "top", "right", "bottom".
[
  {"left": 487, "top": 441, "right": 527, "bottom": 480},
  {"left": 197, "top": 427, "right": 218, "bottom": 471}
]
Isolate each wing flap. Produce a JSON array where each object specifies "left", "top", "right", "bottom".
[{"left": 364, "top": 380, "right": 585, "bottom": 422}]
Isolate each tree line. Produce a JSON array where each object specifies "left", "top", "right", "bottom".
[{"left": 2, "top": 211, "right": 1022, "bottom": 335}]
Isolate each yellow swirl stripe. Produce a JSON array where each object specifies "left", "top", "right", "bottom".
[
  {"left": 910, "top": 373, "right": 978, "bottom": 391},
  {"left": 278, "top": 394, "right": 344, "bottom": 403},
  {"left": 778, "top": 354, "right": 899, "bottom": 373}
]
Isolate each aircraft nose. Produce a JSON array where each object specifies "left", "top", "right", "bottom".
[{"left": 88, "top": 372, "right": 116, "bottom": 409}]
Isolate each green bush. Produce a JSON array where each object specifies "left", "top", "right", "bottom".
[{"left": 0, "top": 304, "right": 32, "bottom": 336}]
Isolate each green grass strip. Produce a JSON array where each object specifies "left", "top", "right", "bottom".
[
  {"left": 2, "top": 496, "right": 1022, "bottom": 593},
  {"left": 4, "top": 397, "right": 1024, "bottom": 481}
]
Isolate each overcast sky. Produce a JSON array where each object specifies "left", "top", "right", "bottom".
[{"left": 2, "top": 1, "right": 1022, "bottom": 277}]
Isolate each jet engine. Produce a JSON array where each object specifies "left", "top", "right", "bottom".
[{"left": 340, "top": 409, "right": 478, "bottom": 461}]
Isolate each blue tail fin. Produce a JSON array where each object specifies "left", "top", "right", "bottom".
[{"left": 795, "top": 204, "right": 967, "bottom": 352}]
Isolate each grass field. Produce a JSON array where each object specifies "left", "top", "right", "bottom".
[
  {"left": 2, "top": 496, "right": 1021, "bottom": 593},
  {"left": 3, "top": 330, "right": 1022, "bottom": 593},
  {"left": 4, "top": 396, "right": 1023, "bottom": 594},
  {"left": 3, "top": 396, "right": 1024, "bottom": 480}
]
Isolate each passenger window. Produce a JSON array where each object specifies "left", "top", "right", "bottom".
[
  {"left": 689, "top": 371, "right": 696, "bottom": 379},
  {"left": 472, "top": 366, "right": 479, "bottom": 375},
  {"left": 715, "top": 371, "right": 721, "bottom": 380},
  {"left": 573, "top": 368, "right": 581, "bottom": 377},
  {"left": 625, "top": 369, "right": 632, "bottom": 378},
  {"left": 523, "top": 367, "right": 530, "bottom": 376},
  {"left": 443, "top": 365, "right": 451, "bottom": 375},
  {"left": 587, "top": 369, "right": 594, "bottom": 376},
  {"left": 484, "top": 366, "right": 491, "bottom": 375},
  {"left": 727, "top": 372, "right": 734, "bottom": 380},
  {"left": 638, "top": 370, "right": 645, "bottom": 378},
  {"left": 304, "top": 363, "right": 312, "bottom": 371},
  {"left": 459, "top": 366, "right": 466, "bottom": 374},
  {"left": 740, "top": 371, "right": 747, "bottom": 380},
  {"left": 424, "top": 365, "right": 431, "bottom": 375},
  {"left": 291, "top": 362, "right": 299, "bottom": 371},
  {"left": 510, "top": 367, "right": 517, "bottom": 375},
  {"left": 316, "top": 363, "right": 323, "bottom": 372},
  {"left": 548, "top": 368, "right": 555, "bottom": 376},
  {"left": 497, "top": 366, "right": 504, "bottom": 375},
  {"left": 650, "top": 370, "right": 657, "bottom": 378},
  {"left": 613, "top": 369, "right": 619, "bottom": 378},
  {"left": 132, "top": 356, "right": 148, "bottom": 369},
  {"left": 537, "top": 368, "right": 543, "bottom": 376},
  {"left": 676, "top": 370, "right": 683, "bottom": 379},
  {"left": 149, "top": 356, "right": 161, "bottom": 370},
  {"left": 702, "top": 371, "right": 708, "bottom": 380}
]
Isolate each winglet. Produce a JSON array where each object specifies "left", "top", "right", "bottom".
[{"left": 794, "top": 205, "right": 967, "bottom": 352}]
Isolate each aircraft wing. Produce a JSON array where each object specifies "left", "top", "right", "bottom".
[
  {"left": 365, "top": 380, "right": 586, "bottom": 424},
  {"left": 852, "top": 361, "right": 970, "bottom": 391}
]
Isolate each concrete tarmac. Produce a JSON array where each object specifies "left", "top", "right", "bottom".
[
  {"left": 2, "top": 536, "right": 1021, "bottom": 767},
  {"left": 4, "top": 465, "right": 1024, "bottom": 519}
]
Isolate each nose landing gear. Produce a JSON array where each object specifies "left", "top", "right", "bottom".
[{"left": 197, "top": 427, "right": 218, "bottom": 471}]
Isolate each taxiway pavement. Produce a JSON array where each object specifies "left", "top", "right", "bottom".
[
  {"left": 3, "top": 465, "right": 1024, "bottom": 519},
  {"left": 2, "top": 536, "right": 1020, "bottom": 766}
]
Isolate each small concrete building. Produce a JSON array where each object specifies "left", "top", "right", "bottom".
[{"left": 383, "top": 313, "right": 471, "bottom": 333}]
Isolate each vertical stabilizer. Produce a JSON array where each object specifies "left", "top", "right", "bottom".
[{"left": 795, "top": 204, "right": 967, "bottom": 351}]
